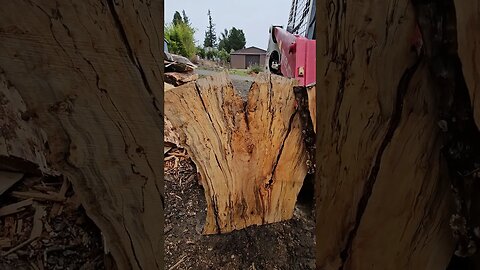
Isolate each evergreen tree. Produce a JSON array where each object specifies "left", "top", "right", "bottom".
[
  {"left": 218, "top": 27, "right": 246, "bottom": 53},
  {"left": 173, "top": 11, "right": 183, "bottom": 25},
  {"left": 228, "top": 27, "right": 246, "bottom": 51},
  {"left": 203, "top": 10, "right": 217, "bottom": 48},
  {"left": 182, "top": 10, "right": 190, "bottom": 26},
  {"left": 165, "top": 11, "right": 196, "bottom": 58}
]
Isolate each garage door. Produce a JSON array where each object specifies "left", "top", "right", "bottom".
[{"left": 245, "top": 55, "right": 260, "bottom": 68}]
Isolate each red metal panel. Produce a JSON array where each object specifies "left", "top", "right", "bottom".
[{"left": 273, "top": 27, "right": 316, "bottom": 87}]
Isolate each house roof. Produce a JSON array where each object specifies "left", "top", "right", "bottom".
[{"left": 231, "top": 46, "right": 267, "bottom": 55}]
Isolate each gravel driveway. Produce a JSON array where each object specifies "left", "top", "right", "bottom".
[{"left": 196, "top": 69, "right": 254, "bottom": 99}]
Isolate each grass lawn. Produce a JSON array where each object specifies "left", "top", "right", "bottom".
[{"left": 228, "top": 69, "right": 250, "bottom": 76}]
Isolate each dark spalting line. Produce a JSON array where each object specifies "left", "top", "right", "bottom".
[
  {"left": 106, "top": 0, "right": 162, "bottom": 118},
  {"left": 211, "top": 194, "right": 222, "bottom": 234},
  {"left": 265, "top": 110, "right": 299, "bottom": 190},
  {"left": 268, "top": 75, "right": 275, "bottom": 137},
  {"left": 193, "top": 82, "right": 229, "bottom": 183},
  {"left": 193, "top": 82, "right": 226, "bottom": 233},
  {"left": 338, "top": 55, "right": 423, "bottom": 269},
  {"left": 243, "top": 100, "right": 250, "bottom": 130},
  {"left": 332, "top": 67, "right": 347, "bottom": 139},
  {"left": 101, "top": 0, "right": 164, "bottom": 210},
  {"left": 122, "top": 200, "right": 143, "bottom": 270}
]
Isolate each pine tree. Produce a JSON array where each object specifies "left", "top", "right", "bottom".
[
  {"left": 182, "top": 10, "right": 190, "bottom": 26},
  {"left": 203, "top": 10, "right": 217, "bottom": 48},
  {"left": 173, "top": 11, "right": 182, "bottom": 25}
]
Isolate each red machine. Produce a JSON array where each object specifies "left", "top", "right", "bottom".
[
  {"left": 269, "top": 26, "right": 316, "bottom": 87},
  {"left": 265, "top": 0, "right": 316, "bottom": 86}
]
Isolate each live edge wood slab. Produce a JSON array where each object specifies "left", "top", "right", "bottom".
[{"left": 164, "top": 72, "right": 308, "bottom": 234}]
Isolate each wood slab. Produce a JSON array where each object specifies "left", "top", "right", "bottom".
[
  {"left": 165, "top": 72, "right": 308, "bottom": 234},
  {"left": 0, "top": 1, "right": 163, "bottom": 269}
]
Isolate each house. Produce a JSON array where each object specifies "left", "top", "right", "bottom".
[{"left": 230, "top": 46, "right": 267, "bottom": 69}]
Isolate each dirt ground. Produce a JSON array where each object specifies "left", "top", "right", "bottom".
[{"left": 164, "top": 150, "right": 316, "bottom": 270}]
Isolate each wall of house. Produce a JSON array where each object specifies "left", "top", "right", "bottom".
[
  {"left": 231, "top": 55, "right": 245, "bottom": 69},
  {"left": 260, "top": 55, "right": 266, "bottom": 68}
]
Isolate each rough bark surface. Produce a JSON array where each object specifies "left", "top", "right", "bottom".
[
  {"left": 0, "top": 1, "right": 163, "bottom": 270},
  {"left": 164, "top": 72, "right": 308, "bottom": 234},
  {"left": 316, "top": 1, "right": 455, "bottom": 269}
]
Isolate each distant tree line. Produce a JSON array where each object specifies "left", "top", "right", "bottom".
[{"left": 165, "top": 9, "right": 246, "bottom": 65}]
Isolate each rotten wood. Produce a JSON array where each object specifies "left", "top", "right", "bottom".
[{"left": 165, "top": 72, "right": 308, "bottom": 234}]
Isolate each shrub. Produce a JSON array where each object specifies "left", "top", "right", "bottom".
[
  {"left": 165, "top": 22, "right": 196, "bottom": 58},
  {"left": 249, "top": 65, "right": 262, "bottom": 74}
]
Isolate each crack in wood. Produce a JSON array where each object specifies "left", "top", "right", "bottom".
[
  {"left": 338, "top": 53, "right": 422, "bottom": 269},
  {"left": 106, "top": 0, "right": 162, "bottom": 118},
  {"left": 413, "top": 0, "right": 480, "bottom": 259}
]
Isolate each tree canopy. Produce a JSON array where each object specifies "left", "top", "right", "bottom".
[
  {"left": 165, "top": 10, "right": 196, "bottom": 58},
  {"left": 218, "top": 27, "right": 246, "bottom": 53}
]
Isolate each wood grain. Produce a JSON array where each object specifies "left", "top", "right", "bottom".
[
  {"left": 0, "top": 1, "right": 163, "bottom": 269},
  {"left": 316, "top": 1, "right": 454, "bottom": 269},
  {"left": 165, "top": 72, "right": 308, "bottom": 234}
]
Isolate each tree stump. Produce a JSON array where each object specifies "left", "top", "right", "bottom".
[{"left": 164, "top": 72, "right": 308, "bottom": 234}]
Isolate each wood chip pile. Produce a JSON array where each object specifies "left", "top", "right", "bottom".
[{"left": 0, "top": 173, "right": 105, "bottom": 270}]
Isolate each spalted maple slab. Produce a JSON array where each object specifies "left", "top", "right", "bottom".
[
  {"left": 316, "top": 1, "right": 453, "bottom": 269},
  {"left": 164, "top": 72, "right": 308, "bottom": 234},
  {"left": 0, "top": 1, "right": 163, "bottom": 269}
]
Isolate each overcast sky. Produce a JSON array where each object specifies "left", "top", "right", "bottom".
[{"left": 165, "top": 0, "right": 292, "bottom": 50}]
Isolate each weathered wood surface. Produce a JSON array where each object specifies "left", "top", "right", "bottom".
[
  {"left": 0, "top": 74, "right": 51, "bottom": 174},
  {"left": 165, "top": 72, "right": 308, "bottom": 234},
  {"left": 307, "top": 86, "right": 316, "bottom": 133},
  {"left": 164, "top": 72, "right": 198, "bottom": 86},
  {"left": 0, "top": 1, "right": 163, "bottom": 269},
  {"left": 316, "top": 1, "right": 455, "bottom": 269}
]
